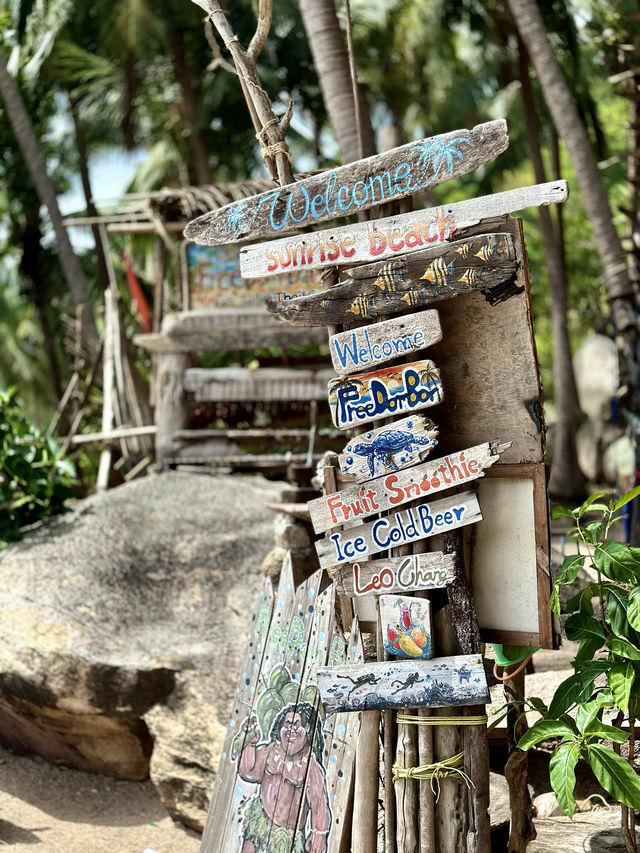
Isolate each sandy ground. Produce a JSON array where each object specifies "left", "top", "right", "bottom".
[{"left": 0, "top": 745, "right": 201, "bottom": 853}]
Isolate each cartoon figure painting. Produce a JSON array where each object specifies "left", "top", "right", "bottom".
[{"left": 232, "top": 665, "right": 331, "bottom": 853}]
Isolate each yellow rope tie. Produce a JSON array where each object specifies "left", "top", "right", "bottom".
[
  {"left": 254, "top": 118, "right": 292, "bottom": 164},
  {"left": 396, "top": 714, "right": 488, "bottom": 727},
  {"left": 392, "top": 752, "right": 473, "bottom": 801}
]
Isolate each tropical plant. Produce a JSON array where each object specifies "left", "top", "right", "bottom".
[
  {"left": 0, "top": 387, "right": 76, "bottom": 548},
  {"left": 518, "top": 487, "right": 640, "bottom": 851}
]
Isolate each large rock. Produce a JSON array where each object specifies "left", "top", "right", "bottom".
[{"left": 0, "top": 471, "right": 283, "bottom": 829}]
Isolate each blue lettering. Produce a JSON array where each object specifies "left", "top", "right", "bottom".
[
  {"left": 332, "top": 333, "right": 359, "bottom": 370},
  {"left": 352, "top": 180, "right": 369, "bottom": 206},
  {"left": 417, "top": 505, "right": 433, "bottom": 535},
  {"left": 372, "top": 518, "right": 391, "bottom": 548},
  {"left": 337, "top": 185, "right": 351, "bottom": 210},
  {"left": 324, "top": 172, "right": 338, "bottom": 217}
]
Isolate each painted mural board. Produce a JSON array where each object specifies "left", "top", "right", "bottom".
[
  {"left": 310, "top": 441, "right": 505, "bottom": 534},
  {"left": 187, "top": 243, "right": 321, "bottom": 309},
  {"left": 266, "top": 233, "right": 518, "bottom": 325},
  {"left": 338, "top": 415, "right": 439, "bottom": 482},
  {"left": 185, "top": 121, "right": 508, "bottom": 246},
  {"left": 330, "top": 555, "right": 455, "bottom": 598},
  {"left": 315, "top": 490, "right": 482, "bottom": 570},
  {"left": 329, "top": 310, "right": 442, "bottom": 375},
  {"left": 245, "top": 180, "right": 567, "bottom": 280},
  {"left": 200, "top": 560, "right": 362, "bottom": 853},
  {"left": 380, "top": 594, "right": 433, "bottom": 660},
  {"left": 328, "top": 360, "right": 442, "bottom": 430},
  {"left": 316, "top": 654, "right": 489, "bottom": 713}
]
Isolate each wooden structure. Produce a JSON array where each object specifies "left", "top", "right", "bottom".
[
  {"left": 64, "top": 181, "right": 340, "bottom": 473},
  {"left": 189, "top": 123, "right": 563, "bottom": 853}
]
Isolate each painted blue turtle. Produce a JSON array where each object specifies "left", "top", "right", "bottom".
[{"left": 351, "top": 429, "right": 436, "bottom": 477}]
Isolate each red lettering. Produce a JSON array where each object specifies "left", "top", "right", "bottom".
[
  {"left": 438, "top": 207, "right": 455, "bottom": 241},
  {"left": 266, "top": 248, "right": 279, "bottom": 272},
  {"left": 389, "top": 228, "right": 405, "bottom": 252},
  {"left": 369, "top": 227, "right": 386, "bottom": 256},
  {"left": 341, "top": 236, "right": 355, "bottom": 258},
  {"left": 327, "top": 238, "right": 340, "bottom": 262}
]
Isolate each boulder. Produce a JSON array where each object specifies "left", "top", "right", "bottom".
[{"left": 0, "top": 471, "right": 283, "bottom": 830}]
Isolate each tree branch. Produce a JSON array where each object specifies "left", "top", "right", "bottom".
[{"left": 248, "top": 0, "right": 272, "bottom": 62}]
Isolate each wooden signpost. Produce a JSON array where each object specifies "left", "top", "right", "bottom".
[
  {"left": 329, "top": 310, "right": 442, "bottom": 375},
  {"left": 330, "top": 554, "right": 455, "bottom": 598},
  {"left": 315, "top": 490, "right": 482, "bottom": 569},
  {"left": 328, "top": 360, "right": 442, "bottom": 429},
  {"left": 380, "top": 594, "right": 433, "bottom": 660},
  {"left": 338, "top": 415, "right": 439, "bottom": 481},
  {"left": 189, "top": 111, "right": 563, "bottom": 853},
  {"left": 310, "top": 440, "right": 505, "bottom": 533},
  {"left": 316, "top": 655, "right": 489, "bottom": 713},
  {"left": 243, "top": 181, "right": 567, "bottom": 279},
  {"left": 184, "top": 121, "right": 508, "bottom": 245},
  {"left": 265, "top": 232, "right": 518, "bottom": 325}
]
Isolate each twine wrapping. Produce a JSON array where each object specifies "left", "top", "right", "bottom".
[
  {"left": 392, "top": 752, "right": 473, "bottom": 801},
  {"left": 396, "top": 713, "right": 488, "bottom": 727}
]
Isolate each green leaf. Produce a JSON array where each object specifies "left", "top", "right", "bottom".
[
  {"left": 565, "top": 584, "right": 599, "bottom": 615},
  {"left": 551, "top": 504, "right": 578, "bottom": 520},
  {"left": 586, "top": 744, "right": 640, "bottom": 809},
  {"left": 575, "top": 636, "right": 606, "bottom": 662},
  {"left": 557, "top": 554, "right": 585, "bottom": 586},
  {"left": 614, "top": 485, "right": 640, "bottom": 512},
  {"left": 549, "top": 664, "right": 609, "bottom": 718},
  {"left": 575, "top": 691, "right": 614, "bottom": 733},
  {"left": 628, "top": 588, "right": 640, "bottom": 632},
  {"left": 564, "top": 612, "right": 606, "bottom": 646},
  {"left": 605, "top": 586, "right": 631, "bottom": 640},
  {"left": 549, "top": 741, "right": 580, "bottom": 818},
  {"left": 578, "top": 492, "right": 607, "bottom": 517},
  {"left": 584, "top": 721, "right": 629, "bottom": 744},
  {"left": 582, "top": 521, "right": 604, "bottom": 544},
  {"left": 518, "top": 719, "right": 575, "bottom": 751},
  {"left": 608, "top": 662, "right": 634, "bottom": 714},
  {"left": 594, "top": 541, "right": 640, "bottom": 583},
  {"left": 607, "top": 637, "right": 640, "bottom": 660}
]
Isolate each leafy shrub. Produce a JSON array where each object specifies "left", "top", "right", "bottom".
[
  {"left": 518, "top": 487, "right": 640, "bottom": 838},
  {"left": 0, "top": 387, "right": 76, "bottom": 547}
]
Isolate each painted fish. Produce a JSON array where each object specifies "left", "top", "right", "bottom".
[
  {"left": 400, "top": 289, "right": 426, "bottom": 307},
  {"left": 420, "top": 257, "right": 455, "bottom": 292},
  {"left": 458, "top": 268, "right": 484, "bottom": 285},
  {"left": 371, "top": 261, "right": 406, "bottom": 293},
  {"left": 455, "top": 243, "right": 471, "bottom": 259},
  {"left": 474, "top": 243, "right": 498, "bottom": 262},
  {"left": 346, "top": 293, "right": 371, "bottom": 317}
]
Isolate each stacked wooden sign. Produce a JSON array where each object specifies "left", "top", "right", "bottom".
[{"left": 186, "top": 119, "right": 565, "bottom": 853}]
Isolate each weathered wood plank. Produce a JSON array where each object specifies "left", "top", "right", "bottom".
[
  {"left": 185, "top": 121, "right": 508, "bottom": 245},
  {"left": 184, "top": 366, "right": 334, "bottom": 402},
  {"left": 310, "top": 441, "right": 506, "bottom": 533},
  {"left": 247, "top": 180, "right": 567, "bottom": 280},
  {"left": 329, "top": 310, "right": 442, "bottom": 375},
  {"left": 316, "top": 655, "right": 489, "bottom": 712},
  {"left": 328, "top": 360, "right": 442, "bottom": 430},
  {"left": 338, "top": 415, "right": 439, "bottom": 482},
  {"left": 265, "top": 233, "right": 517, "bottom": 324},
  {"left": 316, "top": 490, "right": 482, "bottom": 569},
  {"left": 330, "top": 554, "right": 455, "bottom": 598},
  {"left": 380, "top": 594, "right": 433, "bottom": 660}
]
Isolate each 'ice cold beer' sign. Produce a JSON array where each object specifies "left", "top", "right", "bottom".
[{"left": 315, "top": 490, "right": 482, "bottom": 569}]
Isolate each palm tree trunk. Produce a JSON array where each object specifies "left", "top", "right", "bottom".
[
  {"left": 0, "top": 50, "right": 99, "bottom": 355},
  {"left": 506, "top": 0, "right": 633, "bottom": 335},
  {"left": 166, "top": 26, "right": 212, "bottom": 185},
  {"left": 70, "top": 101, "right": 110, "bottom": 292},
  {"left": 517, "top": 36, "right": 586, "bottom": 499},
  {"left": 298, "top": 0, "right": 376, "bottom": 163}
]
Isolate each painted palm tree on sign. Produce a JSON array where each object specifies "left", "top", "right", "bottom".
[
  {"left": 418, "top": 364, "right": 442, "bottom": 402},
  {"left": 411, "top": 135, "right": 471, "bottom": 186}
]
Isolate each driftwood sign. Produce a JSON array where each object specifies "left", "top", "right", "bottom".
[
  {"left": 316, "top": 654, "right": 489, "bottom": 713},
  {"left": 328, "top": 360, "right": 442, "bottom": 430},
  {"left": 330, "top": 554, "right": 455, "bottom": 598},
  {"left": 380, "top": 594, "right": 433, "bottom": 660},
  {"left": 266, "top": 233, "right": 517, "bottom": 326},
  {"left": 185, "top": 120, "right": 508, "bottom": 245},
  {"left": 329, "top": 310, "right": 442, "bottom": 375},
  {"left": 200, "top": 558, "right": 362, "bottom": 853},
  {"left": 245, "top": 180, "right": 567, "bottom": 279},
  {"left": 310, "top": 441, "right": 504, "bottom": 534},
  {"left": 316, "top": 490, "right": 482, "bottom": 569},
  {"left": 338, "top": 415, "right": 438, "bottom": 481}
]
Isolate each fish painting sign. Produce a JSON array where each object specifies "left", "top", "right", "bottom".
[
  {"left": 185, "top": 121, "right": 508, "bottom": 246},
  {"left": 338, "top": 415, "right": 439, "bottom": 481},
  {"left": 328, "top": 360, "right": 442, "bottom": 430},
  {"left": 316, "top": 655, "right": 489, "bottom": 713},
  {"left": 265, "top": 232, "right": 519, "bottom": 326}
]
